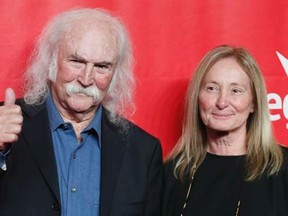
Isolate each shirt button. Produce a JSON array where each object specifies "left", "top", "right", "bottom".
[
  {"left": 63, "top": 123, "right": 69, "bottom": 130},
  {"left": 71, "top": 187, "right": 77, "bottom": 192}
]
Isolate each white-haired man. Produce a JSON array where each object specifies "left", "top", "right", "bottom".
[{"left": 0, "top": 8, "right": 163, "bottom": 216}]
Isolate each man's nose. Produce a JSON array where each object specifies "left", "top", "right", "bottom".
[{"left": 79, "top": 64, "right": 94, "bottom": 86}]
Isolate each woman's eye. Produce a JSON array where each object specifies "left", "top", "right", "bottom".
[
  {"left": 232, "top": 88, "right": 242, "bottom": 93},
  {"left": 207, "top": 86, "right": 217, "bottom": 91}
]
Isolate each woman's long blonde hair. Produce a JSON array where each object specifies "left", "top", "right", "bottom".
[{"left": 166, "top": 45, "right": 284, "bottom": 181}]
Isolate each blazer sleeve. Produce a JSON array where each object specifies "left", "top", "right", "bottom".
[{"left": 143, "top": 139, "right": 163, "bottom": 216}]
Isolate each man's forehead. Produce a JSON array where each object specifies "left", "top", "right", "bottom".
[
  {"left": 63, "top": 23, "right": 115, "bottom": 41},
  {"left": 59, "top": 28, "right": 119, "bottom": 62}
]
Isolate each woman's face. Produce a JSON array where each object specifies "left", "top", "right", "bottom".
[{"left": 198, "top": 57, "right": 254, "bottom": 134}]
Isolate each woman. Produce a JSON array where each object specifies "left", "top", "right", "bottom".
[{"left": 163, "top": 45, "right": 288, "bottom": 216}]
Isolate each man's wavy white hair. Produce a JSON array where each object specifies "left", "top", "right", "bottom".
[{"left": 24, "top": 8, "right": 135, "bottom": 125}]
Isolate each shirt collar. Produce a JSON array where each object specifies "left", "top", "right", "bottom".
[{"left": 46, "top": 93, "right": 102, "bottom": 145}]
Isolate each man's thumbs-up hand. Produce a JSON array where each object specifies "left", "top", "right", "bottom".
[
  {"left": 4, "top": 88, "right": 16, "bottom": 106},
  {"left": 0, "top": 88, "right": 23, "bottom": 150}
]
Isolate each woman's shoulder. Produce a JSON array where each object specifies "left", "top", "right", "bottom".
[
  {"left": 164, "top": 156, "right": 191, "bottom": 184},
  {"left": 164, "top": 158, "right": 177, "bottom": 178},
  {"left": 281, "top": 145, "right": 288, "bottom": 155},
  {"left": 280, "top": 145, "right": 288, "bottom": 171}
]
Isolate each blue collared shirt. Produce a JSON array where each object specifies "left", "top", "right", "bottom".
[{"left": 46, "top": 94, "right": 101, "bottom": 216}]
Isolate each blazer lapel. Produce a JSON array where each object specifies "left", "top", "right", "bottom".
[
  {"left": 21, "top": 102, "right": 61, "bottom": 203},
  {"left": 100, "top": 111, "right": 127, "bottom": 216}
]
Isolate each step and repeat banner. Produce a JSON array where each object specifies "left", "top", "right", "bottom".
[{"left": 0, "top": 0, "right": 287, "bottom": 156}]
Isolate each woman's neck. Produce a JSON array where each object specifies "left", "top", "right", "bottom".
[{"left": 206, "top": 129, "right": 247, "bottom": 156}]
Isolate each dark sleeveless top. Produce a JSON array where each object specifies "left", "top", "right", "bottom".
[{"left": 163, "top": 150, "right": 288, "bottom": 216}]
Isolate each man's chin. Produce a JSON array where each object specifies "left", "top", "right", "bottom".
[
  {"left": 70, "top": 103, "right": 99, "bottom": 113},
  {"left": 69, "top": 97, "right": 100, "bottom": 108},
  {"left": 72, "top": 93, "right": 95, "bottom": 98}
]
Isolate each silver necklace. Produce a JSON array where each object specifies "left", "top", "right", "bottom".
[{"left": 180, "top": 165, "right": 244, "bottom": 216}]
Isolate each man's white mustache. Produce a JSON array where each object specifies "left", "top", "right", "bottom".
[{"left": 65, "top": 84, "right": 100, "bottom": 99}]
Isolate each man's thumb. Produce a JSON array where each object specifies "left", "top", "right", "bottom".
[{"left": 4, "top": 88, "right": 16, "bottom": 106}]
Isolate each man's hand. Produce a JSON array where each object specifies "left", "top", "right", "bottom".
[{"left": 0, "top": 88, "right": 23, "bottom": 151}]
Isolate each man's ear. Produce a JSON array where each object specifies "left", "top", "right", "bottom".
[{"left": 48, "top": 55, "right": 58, "bottom": 82}]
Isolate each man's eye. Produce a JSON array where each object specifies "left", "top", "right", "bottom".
[
  {"left": 94, "top": 63, "right": 113, "bottom": 74},
  {"left": 95, "top": 64, "right": 109, "bottom": 69},
  {"left": 70, "top": 60, "right": 82, "bottom": 64}
]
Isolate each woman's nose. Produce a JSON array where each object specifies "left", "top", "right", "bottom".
[{"left": 216, "top": 92, "right": 229, "bottom": 109}]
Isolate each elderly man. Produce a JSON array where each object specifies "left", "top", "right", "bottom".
[{"left": 0, "top": 8, "right": 163, "bottom": 216}]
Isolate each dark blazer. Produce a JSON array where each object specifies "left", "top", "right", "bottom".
[{"left": 0, "top": 100, "right": 163, "bottom": 216}]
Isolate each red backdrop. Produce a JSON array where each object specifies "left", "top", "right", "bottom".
[{"left": 0, "top": 0, "right": 287, "bottom": 156}]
